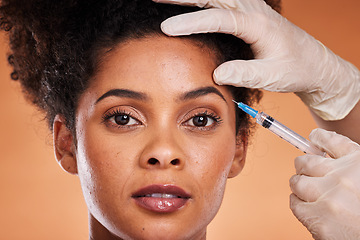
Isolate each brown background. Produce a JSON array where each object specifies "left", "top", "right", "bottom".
[{"left": 1, "top": 0, "right": 359, "bottom": 239}]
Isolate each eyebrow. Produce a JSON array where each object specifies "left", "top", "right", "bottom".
[
  {"left": 96, "top": 89, "right": 148, "bottom": 104},
  {"left": 179, "top": 86, "right": 227, "bottom": 103},
  {"left": 95, "top": 86, "right": 227, "bottom": 104}
]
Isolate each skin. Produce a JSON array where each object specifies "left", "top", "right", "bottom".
[{"left": 53, "top": 35, "right": 247, "bottom": 240}]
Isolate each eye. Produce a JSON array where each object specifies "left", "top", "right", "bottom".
[
  {"left": 111, "top": 113, "right": 139, "bottom": 126},
  {"left": 102, "top": 109, "right": 141, "bottom": 128},
  {"left": 183, "top": 110, "right": 222, "bottom": 130},
  {"left": 190, "top": 115, "right": 214, "bottom": 127}
]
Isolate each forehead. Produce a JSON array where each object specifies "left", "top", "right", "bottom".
[{"left": 89, "top": 35, "right": 231, "bottom": 101}]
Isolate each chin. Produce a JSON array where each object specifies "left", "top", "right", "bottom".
[{"left": 107, "top": 217, "right": 208, "bottom": 240}]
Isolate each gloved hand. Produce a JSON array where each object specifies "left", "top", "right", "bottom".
[
  {"left": 153, "top": 0, "right": 360, "bottom": 120},
  {"left": 290, "top": 128, "right": 360, "bottom": 240}
]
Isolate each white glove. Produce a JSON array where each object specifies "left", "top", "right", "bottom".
[
  {"left": 153, "top": 0, "right": 360, "bottom": 120},
  {"left": 290, "top": 128, "right": 360, "bottom": 240}
]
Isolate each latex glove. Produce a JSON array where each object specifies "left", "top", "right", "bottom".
[
  {"left": 153, "top": 0, "right": 360, "bottom": 120},
  {"left": 290, "top": 128, "right": 360, "bottom": 240}
]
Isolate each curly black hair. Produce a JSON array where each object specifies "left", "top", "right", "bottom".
[{"left": 0, "top": 0, "right": 281, "bottom": 137}]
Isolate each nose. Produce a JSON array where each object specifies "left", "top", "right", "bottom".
[{"left": 139, "top": 131, "right": 185, "bottom": 170}]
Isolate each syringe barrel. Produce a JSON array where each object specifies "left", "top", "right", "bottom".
[{"left": 256, "top": 112, "right": 325, "bottom": 156}]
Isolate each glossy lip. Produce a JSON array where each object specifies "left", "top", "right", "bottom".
[{"left": 132, "top": 184, "right": 191, "bottom": 213}]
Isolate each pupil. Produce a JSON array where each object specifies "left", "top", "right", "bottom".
[
  {"left": 193, "top": 115, "right": 208, "bottom": 127},
  {"left": 114, "top": 114, "right": 130, "bottom": 125}
]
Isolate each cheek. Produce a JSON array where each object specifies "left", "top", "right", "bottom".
[
  {"left": 74, "top": 125, "right": 138, "bottom": 220},
  {"left": 189, "top": 130, "right": 237, "bottom": 179},
  {"left": 186, "top": 130, "right": 238, "bottom": 209}
]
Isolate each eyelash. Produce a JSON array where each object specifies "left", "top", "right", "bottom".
[
  {"left": 183, "top": 110, "right": 223, "bottom": 131},
  {"left": 102, "top": 108, "right": 223, "bottom": 131},
  {"left": 102, "top": 109, "right": 140, "bottom": 129}
]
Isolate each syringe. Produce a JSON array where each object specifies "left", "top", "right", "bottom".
[{"left": 234, "top": 101, "right": 326, "bottom": 156}]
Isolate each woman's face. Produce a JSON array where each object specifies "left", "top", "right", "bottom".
[{"left": 57, "top": 36, "right": 246, "bottom": 239}]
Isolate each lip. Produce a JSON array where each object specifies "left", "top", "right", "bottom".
[{"left": 132, "top": 184, "right": 191, "bottom": 213}]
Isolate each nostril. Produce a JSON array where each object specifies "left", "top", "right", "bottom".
[
  {"left": 170, "top": 159, "right": 180, "bottom": 165},
  {"left": 148, "top": 158, "right": 159, "bottom": 165}
]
